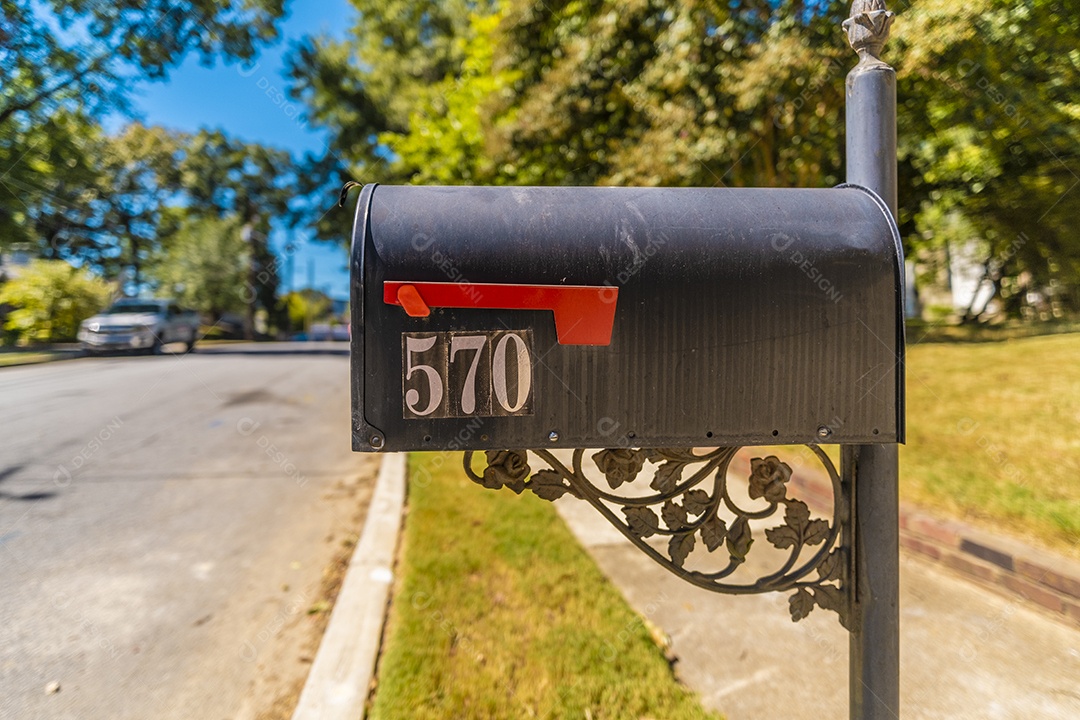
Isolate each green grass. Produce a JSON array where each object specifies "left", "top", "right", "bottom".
[
  {"left": 369, "top": 454, "right": 721, "bottom": 720},
  {"left": 902, "top": 332, "right": 1080, "bottom": 557},
  {"left": 0, "top": 352, "right": 58, "bottom": 368}
]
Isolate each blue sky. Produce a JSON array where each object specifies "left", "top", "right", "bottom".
[{"left": 133, "top": 1, "right": 356, "bottom": 300}]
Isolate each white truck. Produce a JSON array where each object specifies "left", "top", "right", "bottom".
[{"left": 79, "top": 299, "right": 200, "bottom": 355}]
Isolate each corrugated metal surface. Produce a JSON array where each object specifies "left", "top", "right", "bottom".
[{"left": 351, "top": 184, "right": 903, "bottom": 452}]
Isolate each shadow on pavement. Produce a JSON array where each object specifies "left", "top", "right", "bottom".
[{"left": 0, "top": 465, "right": 57, "bottom": 502}]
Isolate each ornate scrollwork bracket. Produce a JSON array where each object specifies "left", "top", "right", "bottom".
[{"left": 463, "top": 446, "right": 853, "bottom": 629}]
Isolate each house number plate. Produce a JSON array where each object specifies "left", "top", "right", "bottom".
[{"left": 401, "top": 330, "right": 534, "bottom": 419}]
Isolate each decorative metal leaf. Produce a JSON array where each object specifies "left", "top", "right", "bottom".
[
  {"left": 530, "top": 470, "right": 570, "bottom": 501},
  {"left": 623, "top": 506, "right": 660, "bottom": 538},
  {"left": 784, "top": 500, "right": 811, "bottom": 533},
  {"left": 765, "top": 524, "right": 800, "bottom": 550},
  {"left": 726, "top": 516, "right": 754, "bottom": 562},
  {"left": 651, "top": 462, "right": 685, "bottom": 493},
  {"left": 661, "top": 500, "right": 689, "bottom": 530},
  {"left": 669, "top": 533, "right": 695, "bottom": 568},
  {"left": 700, "top": 516, "right": 728, "bottom": 552},
  {"left": 818, "top": 549, "right": 844, "bottom": 582},
  {"left": 813, "top": 584, "right": 844, "bottom": 614},
  {"left": 683, "top": 489, "right": 710, "bottom": 516},
  {"left": 789, "top": 587, "right": 815, "bottom": 622},
  {"left": 803, "top": 519, "right": 830, "bottom": 546}
]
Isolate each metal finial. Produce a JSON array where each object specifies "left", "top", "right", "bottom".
[{"left": 843, "top": 0, "right": 895, "bottom": 63}]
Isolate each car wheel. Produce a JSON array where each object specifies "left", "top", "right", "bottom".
[
  {"left": 185, "top": 336, "right": 196, "bottom": 353},
  {"left": 151, "top": 338, "right": 164, "bottom": 355}
]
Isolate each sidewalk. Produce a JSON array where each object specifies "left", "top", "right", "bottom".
[{"left": 553, "top": 452, "right": 1080, "bottom": 719}]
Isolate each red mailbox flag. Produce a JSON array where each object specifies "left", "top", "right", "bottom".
[{"left": 383, "top": 281, "right": 618, "bottom": 346}]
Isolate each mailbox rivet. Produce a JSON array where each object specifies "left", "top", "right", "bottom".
[
  {"left": 369, "top": 434, "right": 385, "bottom": 450},
  {"left": 817, "top": 425, "right": 832, "bottom": 439},
  {"left": 548, "top": 431, "right": 559, "bottom": 442}
]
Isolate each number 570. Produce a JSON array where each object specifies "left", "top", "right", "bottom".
[{"left": 402, "top": 330, "right": 534, "bottom": 419}]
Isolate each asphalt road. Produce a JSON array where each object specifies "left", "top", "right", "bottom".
[{"left": 0, "top": 343, "right": 378, "bottom": 720}]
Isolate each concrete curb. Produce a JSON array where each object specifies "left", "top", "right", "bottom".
[
  {"left": 730, "top": 454, "right": 1080, "bottom": 627},
  {"left": 292, "top": 452, "right": 407, "bottom": 720}
]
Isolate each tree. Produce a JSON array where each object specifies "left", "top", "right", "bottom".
[
  {"left": 171, "top": 129, "right": 294, "bottom": 336},
  {"left": 177, "top": 129, "right": 294, "bottom": 222},
  {"left": 0, "top": 259, "right": 112, "bottom": 343},
  {"left": 293, "top": 0, "right": 1080, "bottom": 320},
  {"left": 0, "top": 0, "right": 286, "bottom": 127},
  {"left": 290, "top": 1, "right": 853, "bottom": 205},
  {"left": 378, "top": 11, "right": 519, "bottom": 185},
  {"left": 492, "top": 1, "right": 850, "bottom": 188},
  {"left": 893, "top": 0, "right": 1080, "bottom": 318},
  {"left": 147, "top": 213, "right": 248, "bottom": 322},
  {"left": 284, "top": 289, "right": 333, "bottom": 332},
  {"left": 286, "top": 0, "right": 494, "bottom": 237},
  {"left": 1, "top": 0, "right": 288, "bottom": 261},
  {"left": 86, "top": 124, "right": 182, "bottom": 292},
  {"left": 0, "top": 108, "right": 103, "bottom": 258}
]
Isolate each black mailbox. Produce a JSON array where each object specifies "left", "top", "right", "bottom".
[{"left": 350, "top": 184, "right": 903, "bottom": 452}]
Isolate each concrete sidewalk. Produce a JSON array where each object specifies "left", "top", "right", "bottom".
[{"left": 554, "top": 485, "right": 1080, "bottom": 719}]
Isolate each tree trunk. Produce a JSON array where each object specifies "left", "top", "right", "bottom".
[{"left": 959, "top": 258, "right": 993, "bottom": 324}]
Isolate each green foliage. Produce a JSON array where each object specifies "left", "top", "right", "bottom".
[
  {"left": 1, "top": 0, "right": 285, "bottom": 127},
  {"left": 284, "top": 289, "right": 333, "bottom": 330},
  {"left": 0, "top": 260, "right": 112, "bottom": 343},
  {"left": 147, "top": 214, "right": 248, "bottom": 321},
  {"left": 894, "top": 0, "right": 1080, "bottom": 317},
  {"left": 84, "top": 124, "right": 182, "bottom": 289},
  {"left": 177, "top": 129, "right": 294, "bottom": 222},
  {"left": 0, "top": 107, "right": 103, "bottom": 257},
  {"left": 379, "top": 11, "right": 520, "bottom": 184},
  {"left": 0, "top": 1, "right": 291, "bottom": 278},
  {"left": 295, "top": 0, "right": 1080, "bottom": 320},
  {"left": 492, "top": 1, "right": 850, "bottom": 188},
  {"left": 287, "top": 0, "right": 495, "bottom": 235}
]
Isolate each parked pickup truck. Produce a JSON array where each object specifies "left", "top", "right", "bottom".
[{"left": 79, "top": 299, "right": 200, "bottom": 354}]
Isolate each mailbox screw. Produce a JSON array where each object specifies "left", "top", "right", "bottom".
[
  {"left": 548, "top": 431, "right": 559, "bottom": 442},
  {"left": 369, "top": 434, "right": 385, "bottom": 450},
  {"left": 817, "top": 426, "right": 832, "bottom": 439}
]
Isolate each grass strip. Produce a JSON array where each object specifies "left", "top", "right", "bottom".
[
  {"left": 0, "top": 352, "right": 59, "bottom": 368},
  {"left": 368, "top": 453, "right": 722, "bottom": 720},
  {"left": 903, "top": 333, "right": 1080, "bottom": 556}
]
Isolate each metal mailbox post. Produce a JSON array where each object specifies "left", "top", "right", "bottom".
[{"left": 348, "top": 2, "right": 902, "bottom": 718}]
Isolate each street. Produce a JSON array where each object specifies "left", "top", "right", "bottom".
[{"left": 0, "top": 343, "right": 377, "bottom": 719}]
